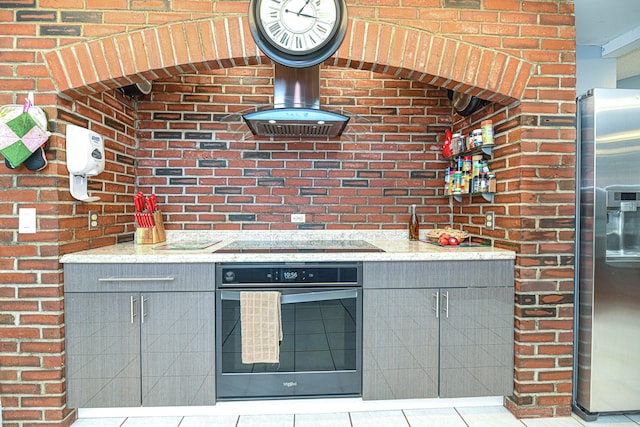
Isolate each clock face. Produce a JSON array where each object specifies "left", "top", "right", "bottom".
[
  {"left": 257, "top": 0, "right": 339, "bottom": 54},
  {"left": 249, "top": 0, "right": 347, "bottom": 67}
]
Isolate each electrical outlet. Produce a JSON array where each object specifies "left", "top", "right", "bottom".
[
  {"left": 291, "top": 214, "right": 306, "bottom": 223},
  {"left": 88, "top": 211, "right": 99, "bottom": 230},
  {"left": 485, "top": 211, "right": 495, "bottom": 230}
]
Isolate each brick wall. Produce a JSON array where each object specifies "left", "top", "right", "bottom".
[
  {"left": 0, "top": 1, "right": 576, "bottom": 425},
  {"left": 135, "top": 67, "right": 453, "bottom": 231}
]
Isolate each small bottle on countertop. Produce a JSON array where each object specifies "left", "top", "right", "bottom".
[{"left": 409, "top": 204, "right": 419, "bottom": 241}]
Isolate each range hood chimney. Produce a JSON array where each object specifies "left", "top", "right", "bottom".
[{"left": 243, "top": 64, "right": 349, "bottom": 138}]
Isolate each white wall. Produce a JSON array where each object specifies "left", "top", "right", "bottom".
[
  {"left": 576, "top": 45, "right": 617, "bottom": 98},
  {"left": 618, "top": 75, "right": 640, "bottom": 89}
]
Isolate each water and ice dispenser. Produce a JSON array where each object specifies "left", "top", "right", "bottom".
[
  {"left": 65, "top": 124, "right": 104, "bottom": 202},
  {"left": 606, "top": 189, "right": 640, "bottom": 261}
]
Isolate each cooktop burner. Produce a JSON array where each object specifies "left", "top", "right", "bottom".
[{"left": 214, "top": 239, "right": 385, "bottom": 253}]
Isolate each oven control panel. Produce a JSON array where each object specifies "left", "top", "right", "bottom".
[{"left": 217, "top": 263, "right": 361, "bottom": 287}]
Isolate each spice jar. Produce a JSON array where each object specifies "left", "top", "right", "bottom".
[
  {"left": 463, "top": 156, "right": 472, "bottom": 172},
  {"left": 488, "top": 173, "right": 496, "bottom": 192},
  {"left": 471, "top": 129, "right": 483, "bottom": 147},
  {"left": 453, "top": 172, "right": 463, "bottom": 194},
  {"left": 451, "top": 133, "right": 461, "bottom": 156},
  {"left": 456, "top": 134, "right": 465, "bottom": 154},
  {"left": 482, "top": 120, "right": 494, "bottom": 145}
]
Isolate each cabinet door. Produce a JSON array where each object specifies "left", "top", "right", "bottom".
[
  {"left": 439, "top": 287, "right": 514, "bottom": 398},
  {"left": 65, "top": 293, "right": 141, "bottom": 407},
  {"left": 362, "top": 289, "right": 438, "bottom": 400},
  {"left": 141, "top": 291, "right": 215, "bottom": 406}
]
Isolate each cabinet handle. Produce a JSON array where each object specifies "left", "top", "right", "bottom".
[
  {"left": 141, "top": 295, "right": 148, "bottom": 324},
  {"left": 99, "top": 277, "right": 175, "bottom": 282},
  {"left": 130, "top": 295, "right": 136, "bottom": 324},
  {"left": 443, "top": 291, "right": 449, "bottom": 318},
  {"left": 433, "top": 291, "right": 439, "bottom": 319}
]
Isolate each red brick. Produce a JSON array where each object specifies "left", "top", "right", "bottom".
[
  {"left": 1, "top": 383, "right": 40, "bottom": 394},
  {"left": 21, "top": 370, "right": 63, "bottom": 381},
  {"left": 114, "top": 33, "right": 137, "bottom": 78},
  {"left": 22, "top": 396, "right": 65, "bottom": 408},
  {"left": 538, "top": 345, "right": 572, "bottom": 355},
  {"left": 519, "top": 383, "right": 555, "bottom": 393},
  {"left": 168, "top": 22, "right": 192, "bottom": 71},
  {"left": 516, "top": 357, "right": 556, "bottom": 369},
  {"left": 212, "top": 19, "right": 232, "bottom": 68},
  {"left": 1, "top": 408, "right": 43, "bottom": 421},
  {"left": 536, "top": 395, "right": 572, "bottom": 407},
  {"left": 0, "top": 355, "right": 40, "bottom": 366},
  {"left": 101, "top": 37, "right": 129, "bottom": 87},
  {"left": 350, "top": 21, "right": 367, "bottom": 65},
  {"left": 183, "top": 21, "right": 205, "bottom": 68}
]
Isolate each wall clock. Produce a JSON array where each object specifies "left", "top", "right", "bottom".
[{"left": 248, "top": 0, "right": 348, "bottom": 68}]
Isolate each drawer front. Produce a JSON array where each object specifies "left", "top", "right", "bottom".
[
  {"left": 363, "top": 260, "right": 514, "bottom": 289},
  {"left": 64, "top": 263, "right": 215, "bottom": 292}
]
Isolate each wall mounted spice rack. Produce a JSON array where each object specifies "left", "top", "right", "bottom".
[{"left": 444, "top": 145, "right": 495, "bottom": 203}]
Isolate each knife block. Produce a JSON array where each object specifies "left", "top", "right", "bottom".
[{"left": 135, "top": 210, "right": 166, "bottom": 245}]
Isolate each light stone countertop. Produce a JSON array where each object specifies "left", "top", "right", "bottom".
[{"left": 60, "top": 230, "right": 515, "bottom": 263}]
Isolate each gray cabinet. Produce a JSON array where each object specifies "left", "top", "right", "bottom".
[
  {"left": 65, "top": 292, "right": 140, "bottom": 407},
  {"left": 438, "top": 287, "right": 513, "bottom": 398},
  {"left": 64, "top": 263, "right": 215, "bottom": 408},
  {"left": 362, "top": 260, "right": 513, "bottom": 400},
  {"left": 362, "top": 288, "right": 438, "bottom": 399}
]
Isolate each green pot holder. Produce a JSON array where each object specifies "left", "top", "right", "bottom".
[{"left": 0, "top": 100, "right": 51, "bottom": 171}]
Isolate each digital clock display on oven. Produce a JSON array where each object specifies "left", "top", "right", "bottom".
[{"left": 282, "top": 270, "right": 300, "bottom": 281}]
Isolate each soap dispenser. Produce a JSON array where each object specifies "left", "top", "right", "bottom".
[{"left": 65, "top": 124, "right": 105, "bottom": 202}]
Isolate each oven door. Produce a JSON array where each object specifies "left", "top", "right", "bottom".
[{"left": 216, "top": 287, "right": 362, "bottom": 400}]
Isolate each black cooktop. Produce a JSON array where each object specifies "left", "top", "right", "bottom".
[{"left": 214, "top": 239, "right": 385, "bottom": 253}]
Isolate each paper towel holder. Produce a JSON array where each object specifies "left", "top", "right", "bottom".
[{"left": 65, "top": 124, "right": 105, "bottom": 202}]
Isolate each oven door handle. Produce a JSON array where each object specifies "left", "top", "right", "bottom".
[{"left": 220, "top": 289, "right": 358, "bottom": 304}]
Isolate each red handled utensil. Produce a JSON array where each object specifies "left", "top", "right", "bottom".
[
  {"left": 134, "top": 192, "right": 156, "bottom": 228},
  {"left": 145, "top": 194, "right": 156, "bottom": 214},
  {"left": 133, "top": 192, "right": 145, "bottom": 227},
  {"left": 145, "top": 212, "right": 154, "bottom": 227},
  {"left": 144, "top": 194, "right": 156, "bottom": 227}
]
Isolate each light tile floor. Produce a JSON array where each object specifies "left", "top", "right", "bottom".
[{"left": 71, "top": 406, "right": 640, "bottom": 427}]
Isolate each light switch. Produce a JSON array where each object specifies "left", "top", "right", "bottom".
[{"left": 19, "top": 208, "right": 36, "bottom": 234}]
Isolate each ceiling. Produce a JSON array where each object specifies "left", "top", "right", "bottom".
[{"left": 575, "top": 0, "right": 640, "bottom": 80}]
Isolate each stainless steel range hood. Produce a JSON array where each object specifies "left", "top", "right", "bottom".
[{"left": 243, "top": 64, "right": 349, "bottom": 138}]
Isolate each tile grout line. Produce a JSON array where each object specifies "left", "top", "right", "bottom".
[
  {"left": 453, "top": 408, "right": 471, "bottom": 427},
  {"left": 401, "top": 409, "right": 411, "bottom": 427}
]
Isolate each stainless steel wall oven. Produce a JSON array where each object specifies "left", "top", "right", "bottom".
[{"left": 215, "top": 262, "right": 362, "bottom": 400}]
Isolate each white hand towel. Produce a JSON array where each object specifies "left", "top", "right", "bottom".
[{"left": 240, "top": 291, "right": 282, "bottom": 364}]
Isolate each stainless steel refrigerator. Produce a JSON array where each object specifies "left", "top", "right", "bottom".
[{"left": 575, "top": 88, "right": 640, "bottom": 420}]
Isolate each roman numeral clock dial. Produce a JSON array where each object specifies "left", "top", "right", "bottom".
[{"left": 249, "top": 0, "right": 347, "bottom": 68}]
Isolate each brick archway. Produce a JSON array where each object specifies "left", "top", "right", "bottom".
[{"left": 44, "top": 16, "right": 533, "bottom": 103}]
